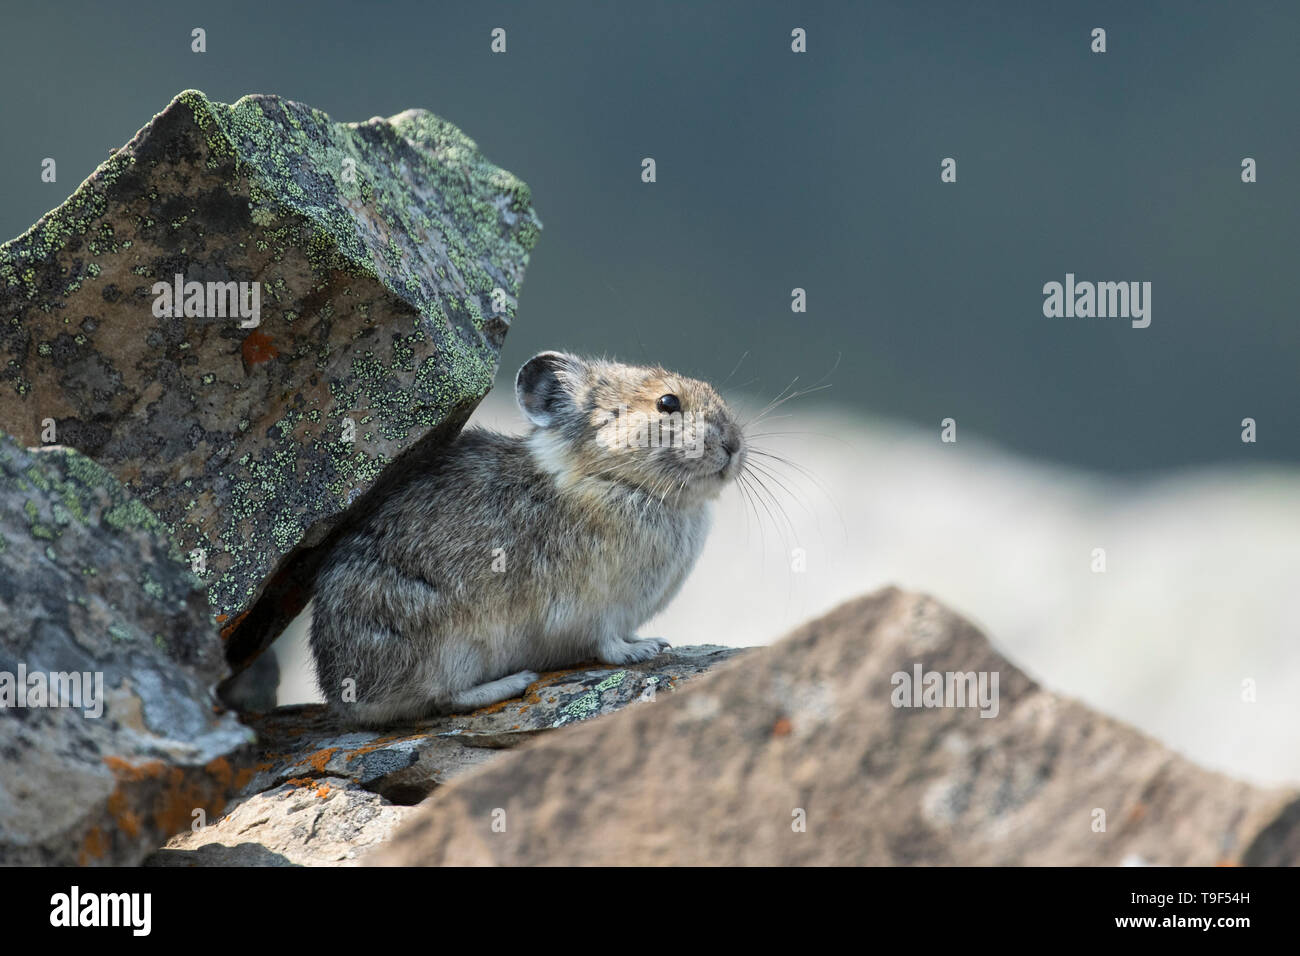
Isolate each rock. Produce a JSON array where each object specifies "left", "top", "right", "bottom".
[
  {"left": 145, "top": 777, "right": 415, "bottom": 867},
  {"left": 368, "top": 588, "right": 1300, "bottom": 866},
  {"left": 0, "top": 90, "right": 542, "bottom": 674},
  {"left": 0, "top": 432, "right": 252, "bottom": 866},
  {"left": 235, "top": 646, "right": 742, "bottom": 807},
  {"left": 141, "top": 646, "right": 744, "bottom": 863}
]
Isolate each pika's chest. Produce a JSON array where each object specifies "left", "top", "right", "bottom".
[{"left": 565, "top": 503, "right": 710, "bottom": 598}]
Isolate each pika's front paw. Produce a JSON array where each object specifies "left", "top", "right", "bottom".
[{"left": 596, "top": 636, "right": 671, "bottom": 665}]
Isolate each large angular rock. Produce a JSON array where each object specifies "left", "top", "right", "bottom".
[
  {"left": 369, "top": 588, "right": 1300, "bottom": 866},
  {"left": 0, "top": 432, "right": 252, "bottom": 865},
  {"left": 0, "top": 90, "right": 541, "bottom": 671}
]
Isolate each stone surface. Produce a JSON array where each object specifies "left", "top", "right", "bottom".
[
  {"left": 0, "top": 90, "right": 541, "bottom": 671},
  {"left": 0, "top": 432, "right": 252, "bottom": 865},
  {"left": 145, "top": 777, "right": 415, "bottom": 867},
  {"left": 369, "top": 588, "right": 1300, "bottom": 866},
  {"left": 237, "top": 645, "right": 743, "bottom": 806},
  {"left": 137, "top": 645, "right": 744, "bottom": 864}
]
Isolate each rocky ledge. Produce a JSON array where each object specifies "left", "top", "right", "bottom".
[{"left": 146, "top": 646, "right": 743, "bottom": 865}]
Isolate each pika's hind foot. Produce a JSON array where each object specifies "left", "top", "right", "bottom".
[
  {"left": 596, "top": 636, "right": 671, "bottom": 665},
  {"left": 447, "top": 670, "right": 539, "bottom": 713}
]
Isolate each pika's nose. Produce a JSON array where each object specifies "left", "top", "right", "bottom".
[{"left": 720, "top": 426, "right": 741, "bottom": 458}]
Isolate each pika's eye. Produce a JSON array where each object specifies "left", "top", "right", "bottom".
[{"left": 656, "top": 393, "right": 681, "bottom": 414}]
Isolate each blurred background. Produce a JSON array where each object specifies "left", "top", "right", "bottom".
[{"left": 2, "top": 1, "right": 1297, "bottom": 784}]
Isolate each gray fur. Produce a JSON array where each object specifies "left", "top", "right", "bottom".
[{"left": 309, "top": 351, "right": 746, "bottom": 726}]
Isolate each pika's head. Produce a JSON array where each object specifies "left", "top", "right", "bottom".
[{"left": 516, "top": 351, "right": 745, "bottom": 503}]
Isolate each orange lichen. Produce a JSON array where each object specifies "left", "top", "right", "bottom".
[
  {"left": 203, "top": 755, "right": 259, "bottom": 792},
  {"left": 772, "top": 717, "right": 793, "bottom": 737},
  {"left": 106, "top": 789, "right": 141, "bottom": 837},
  {"left": 306, "top": 747, "right": 338, "bottom": 772},
  {"left": 205, "top": 755, "right": 234, "bottom": 789},
  {"left": 79, "top": 826, "right": 110, "bottom": 865},
  {"left": 101, "top": 754, "right": 236, "bottom": 845},
  {"left": 103, "top": 754, "right": 167, "bottom": 779},
  {"left": 282, "top": 777, "right": 334, "bottom": 799},
  {"left": 241, "top": 329, "right": 279, "bottom": 365},
  {"left": 466, "top": 698, "right": 511, "bottom": 716},
  {"left": 219, "top": 607, "right": 251, "bottom": 641}
]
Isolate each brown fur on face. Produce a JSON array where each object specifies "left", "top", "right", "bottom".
[{"left": 522, "top": 353, "right": 746, "bottom": 504}]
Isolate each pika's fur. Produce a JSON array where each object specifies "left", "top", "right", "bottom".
[{"left": 310, "top": 351, "right": 746, "bottom": 726}]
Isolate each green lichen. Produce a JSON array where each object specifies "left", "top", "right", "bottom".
[
  {"left": 103, "top": 498, "right": 166, "bottom": 537},
  {"left": 24, "top": 499, "right": 55, "bottom": 540},
  {"left": 595, "top": 670, "right": 628, "bottom": 692},
  {"left": 1, "top": 89, "right": 541, "bottom": 633},
  {"left": 558, "top": 690, "right": 601, "bottom": 723},
  {"left": 141, "top": 574, "right": 165, "bottom": 600}
]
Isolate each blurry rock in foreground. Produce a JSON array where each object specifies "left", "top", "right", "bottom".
[
  {"left": 0, "top": 433, "right": 251, "bottom": 866},
  {"left": 369, "top": 588, "right": 1299, "bottom": 866},
  {"left": 0, "top": 89, "right": 541, "bottom": 673},
  {"left": 144, "top": 646, "right": 742, "bottom": 863}
]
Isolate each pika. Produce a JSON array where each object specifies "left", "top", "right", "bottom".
[{"left": 309, "top": 351, "right": 746, "bottom": 726}]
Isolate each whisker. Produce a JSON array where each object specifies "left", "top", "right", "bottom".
[
  {"left": 742, "top": 351, "right": 841, "bottom": 430},
  {"left": 741, "top": 462, "right": 797, "bottom": 543},
  {"left": 746, "top": 382, "right": 833, "bottom": 430},
  {"left": 744, "top": 458, "right": 816, "bottom": 522},
  {"left": 721, "top": 350, "right": 750, "bottom": 387},
  {"left": 746, "top": 447, "right": 847, "bottom": 532},
  {"left": 736, "top": 471, "right": 768, "bottom": 554}
]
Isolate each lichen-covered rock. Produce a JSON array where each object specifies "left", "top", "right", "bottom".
[
  {"left": 0, "top": 90, "right": 541, "bottom": 670},
  {"left": 145, "top": 777, "right": 416, "bottom": 867},
  {"left": 131, "top": 645, "right": 743, "bottom": 865},
  {"left": 236, "top": 645, "right": 743, "bottom": 807},
  {"left": 369, "top": 588, "right": 1300, "bottom": 866},
  {"left": 0, "top": 432, "right": 252, "bottom": 865}
]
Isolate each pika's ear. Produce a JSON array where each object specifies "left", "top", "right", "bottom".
[{"left": 516, "top": 351, "right": 584, "bottom": 428}]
